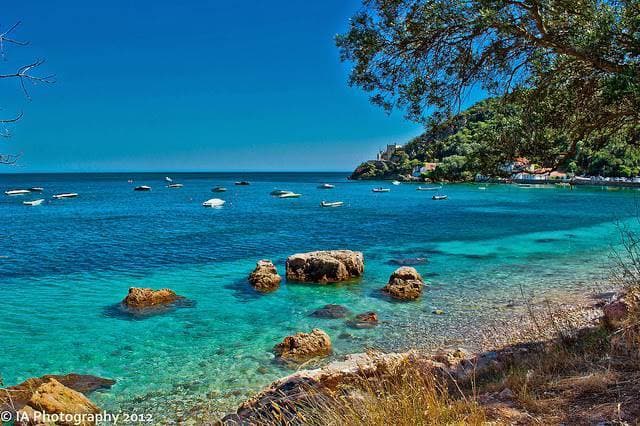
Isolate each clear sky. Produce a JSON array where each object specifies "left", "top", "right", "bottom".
[{"left": 0, "top": 0, "right": 426, "bottom": 172}]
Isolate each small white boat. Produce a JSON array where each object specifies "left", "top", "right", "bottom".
[
  {"left": 432, "top": 195, "right": 448, "bottom": 200},
  {"left": 270, "top": 189, "right": 291, "bottom": 196},
  {"left": 320, "top": 201, "right": 344, "bottom": 208},
  {"left": 23, "top": 199, "right": 45, "bottom": 206},
  {"left": 165, "top": 176, "right": 173, "bottom": 183},
  {"left": 127, "top": 179, "right": 134, "bottom": 183},
  {"left": 5, "top": 189, "right": 31, "bottom": 196},
  {"left": 416, "top": 185, "right": 442, "bottom": 191},
  {"left": 318, "top": 183, "right": 335, "bottom": 189},
  {"left": 134, "top": 185, "right": 152, "bottom": 191},
  {"left": 29, "top": 187, "right": 44, "bottom": 192},
  {"left": 202, "top": 198, "right": 225, "bottom": 207},
  {"left": 478, "top": 186, "right": 487, "bottom": 190},
  {"left": 212, "top": 186, "right": 227, "bottom": 192},
  {"left": 53, "top": 193, "right": 78, "bottom": 199},
  {"left": 372, "top": 187, "right": 390, "bottom": 193},
  {"left": 392, "top": 180, "right": 401, "bottom": 186},
  {"left": 235, "top": 181, "right": 250, "bottom": 186},
  {"left": 278, "top": 192, "right": 301, "bottom": 198},
  {"left": 167, "top": 183, "right": 184, "bottom": 188}
]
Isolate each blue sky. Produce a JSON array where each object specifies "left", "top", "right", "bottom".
[{"left": 0, "top": 0, "right": 426, "bottom": 172}]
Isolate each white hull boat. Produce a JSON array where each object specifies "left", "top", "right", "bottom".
[
  {"left": 23, "top": 199, "right": 45, "bottom": 206},
  {"left": 318, "top": 183, "right": 335, "bottom": 189},
  {"left": 212, "top": 186, "right": 227, "bottom": 192},
  {"left": 372, "top": 188, "right": 390, "bottom": 193},
  {"left": 417, "top": 186, "right": 442, "bottom": 191},
  {"left": 5, "top": 189, "right": 31, "bottom": 196},
  {"left": 320, "top": 201, "right": 344, "bottom": 207},
  {"left": 167, "top": 183, "right": 184, "bottom": 188},
  {"left": 202, "top": 198, "right": 226, "bottom": 207},
  {"left": 53, "top": 193, "right": 78, "bottom": 199},
  {"left": 134, "top": 186, "right": 152, "bottom": 191},
  {"left": 432, "top": 195, "right": 448, "bottom": 200},
  {"left": 278, "top": 192, "right": 301, "bottom": 198},
  {"left": 392, "top": 180, "right": 401, "bottom": 186}
]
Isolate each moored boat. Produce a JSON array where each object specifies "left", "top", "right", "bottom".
[
  {"left": 318, "top": 183, "right": 335, "bottom": 189},
  {"left": 270, "top": 189, "right": 291, "bottom": 196},
  {"left": 235, "top": 181, "right": 250, "bottom": 186},
  {"left": 52, "top": 193, "right": 78, "bottom": 199},
  {"left": 278, "top": 192, "right": 301, "bottom": 198},
  {"left": 416, "top": 185, "right": 442, "bottom": 191},
  {"left": 29, "top": 187, "right": 44, "bottom": 192},
  {"left": 212, "top": 186, "right": 227, "bottom": 192},
  {"left": 4, "top": 189, "right": 31, "bottom": 196},
  {"left": 432, "top": 194, "right": 448, "bottom": 200},
  {"left": 320, "top": 201, "right": 344, "bottom": 207},
  {"left": 372, "top": 187, "right": 390, "bottom": 193},
  {"left": 134, "top": 185, "right": 152, "bottom": 191},
  {"left": 392, "top": 180, "right": 401, "bottom": 186},
  {"left": 167, "top": 183, "right": 184, "bottom": 188},
  {"left": 202, "top": 198, "right": 225, "bottom": 207},
  {"left": 23, "top": 199, "right": 45, "bottom": 206}
]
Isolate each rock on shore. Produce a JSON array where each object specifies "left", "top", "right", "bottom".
[
  {"left": 248, "top": 260, "right": 282, "bottom": 292},
  {"left": 382, "top": 266, "right": 425, "bottom": 300},
  {"left": 310, "top": 304, "right": 351, "bottom": 318},
  {"left": 285, "top": 250, "right": 364, "bottom": 283},
  {"left": 273, "top": 329, "right": 332, "bottom": 363},
  {"left": 122, "top": 287, "right": 183, "bottom": 309},
  {"left": 347, "top": 311, "right": 379, "bottom": 329},
  {"left": 1, "top": 374, "right": 114, "bottom": 425}
]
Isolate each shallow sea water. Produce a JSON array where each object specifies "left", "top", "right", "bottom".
[{"left": 1, "top": 172, "right": 638, "bottom": 420}]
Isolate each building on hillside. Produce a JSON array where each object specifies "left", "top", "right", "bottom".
[
  {"left": 500, "top": 157, "right": 532, "bottom": 174},
  {"left": 377, "top": 144, "right": 403, "bottom": 161},
  {"left": 413, "top": 162, "right": 439, "bottom": 176}
]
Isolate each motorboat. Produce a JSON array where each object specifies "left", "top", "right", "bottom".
[
  {"left": 29, "top": 187, "right": 44, "bottom": 192},
  {"left": 212, "top": 186, "right": 227, "bottom": 192},
  {"left": 202, "top": 198, "right": 225, "bottom": 207},
  {"left": 134, "top": 186, "right": 152, "bottom": 191},
  {"left": 392, "top": 180, "right": 401, "bottom": 186},
  {"left": 320, "top": 201, "right": 343, "bottom": 207},
  {"left": 278, "top": 192, "right": 301, "bottom": 198},
  {"left": 432, "top": 195, "right": 448, "bottom": 200},
  {"left": 52, "top": 193, "right": 78, "bottom": 199},
  {"left": 23, "top": 199, "right": 44, "bottom": 206},
  {"left": 270, "top": 189, "right": 291, "bottom": 196},
  {"left": 235, "top": 181, "right": 250, "bottom": 186},
  {"left": 167, "top": 183, "right": 184, "bottom": 188},
  {"left": 5, "top": 189, "right": 30, "bottom": 196},
  {"left": 416, "top": 185, "right": 442, "bottom": 191},
  {"left": 478, "top": 186, "right": 487, "bottom": 190},
  {"left": 165, "top": 176, "right": 173, "bottom": 183},
  {"left": 318, "top": 183, "right": 335, "bottom": 189},
  {"left": 372, "top": 187, "right": 390, "bottom": 193}
]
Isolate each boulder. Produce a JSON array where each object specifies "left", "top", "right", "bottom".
[
  {"left": 382, "top": 267, "right": 424, "bottom": 300},
  {"left": 274, "top": 329, "right": 332, "bottom": 363},
  {"left": 603, "top": 300, "right": 629, "bottom": 328},
  {"left": 347, "top": 312, "right": 379, "bottom": 329},
  {"left": 249, "top": 260, "right": 282, "bottom": 292},
  {"left": 122, "top": 287, "right": 182, "bottom": 309},
  {"left": 310, "top": 304, "right": 351, "bottom": 319},
  {"left": 28, "top": 378, "right": 99, "bottom": 416},
  {"left": 285, "top": 250, "right": 364, "bottom": 283},
  {"left": 1, "top": 374, "right": 114, "bottom": 412}
]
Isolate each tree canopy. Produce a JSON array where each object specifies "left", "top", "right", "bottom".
[{"left": 337, "top": 0, "right": 640, "bottom": 160}]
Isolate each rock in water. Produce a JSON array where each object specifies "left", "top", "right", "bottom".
[
  {"left": 382, "top": 267, "right": 424, "bottom": 300},
  {"left": 285, "top": 250, "right": 364, "bottom": 283},
  {"left": 122, "top": 287, "right": 182, "bottom": 309},
  {"left": 347, "top": 312, "right": 379, "bottom": 329},
  {"left": 28, "top": 378, "right": 99, "bottom": 417},
  {"left": 248, "top": 260, "right": 282, "bottom": 292},
  {"left": 273, "top": 329, "right": 332, "bottom": 363},
  {"left": 310, "top": 304, "right": 351, "bottom": 318}
]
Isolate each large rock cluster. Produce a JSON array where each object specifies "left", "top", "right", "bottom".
[{"left": 286, "top": 250, "right": 364, "bottom": 283}]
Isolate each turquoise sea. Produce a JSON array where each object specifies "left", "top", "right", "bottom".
[{"left": 1, "top": 172, "right": 638, "bottom": 420}]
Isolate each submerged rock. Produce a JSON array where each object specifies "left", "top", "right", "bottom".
[
  {"left": 285, "top": 250, "right": 364, "bottom": 283},
  {"left": 382, "top": 267, "right": 425, "bottom": 300},
  {"left": 273, "top": 329, "right": 332, "bottom": 363},
  {"left": 347, "top": 312, "right": 379, "bottom": 329},
  {"left": 388, "top": 257, "right": 428, "bottom": 266},
  {"left": 122, "top": 287, "right": 182, "bottom": 310},
  {"left": 248, "top": 260, "right": 282, "bottom": 292},
  {"left": 310, "top": 304, "right": 351, "bottom": 319}
]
